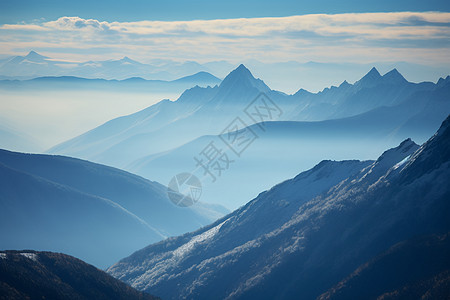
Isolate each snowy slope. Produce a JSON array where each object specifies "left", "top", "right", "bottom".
[{"left": 107, "top": 116, "right": 450, "bottom": 299}]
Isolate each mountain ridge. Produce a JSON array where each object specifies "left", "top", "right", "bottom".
[{"left": 0, "top": 148, "right": 229, "bottom": 268}]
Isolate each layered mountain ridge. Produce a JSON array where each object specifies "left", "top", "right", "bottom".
[
  {"left": 45, "top": 64, "right": 450, "bottom": 209},
  {"left": 0, "top": 149, "right": 228, "bottom": 268}
]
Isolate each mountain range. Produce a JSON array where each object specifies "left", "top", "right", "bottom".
[
  {"left": 1, "top": 51, "right": 448, "bottom": 93},
  {"left": 0, "top": 149, "right": 228, "bottom": 268},
  {"left": 0, "top": 250, "right": 158, "bottom": 299},
  {"left": 0, "top": 51, "right": 220, "bottom": 81},
  {"left": 0, "top": 71, "right": 221, "bottom": 94},
  {"left": 1, "top": 53, "right": 449, "bottom": 299},
  {"left": 48, "top": 64, "right": 450, "bottom": 209},
  {"left": 107, "top": 114, "right": 450, "bottom": 300}
]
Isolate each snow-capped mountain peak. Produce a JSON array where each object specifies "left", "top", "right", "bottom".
[
  {"left": 357, "top": 138, "right": 419, "bottom": 184},
  {"left": 397, "top": 114, "right": 450, "bottom": 184}
]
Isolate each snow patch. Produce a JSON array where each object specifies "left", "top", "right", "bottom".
[
  {"left": 0, "top": 253, "right": 6, "bottom": 259},
  {"left": 393, "top": 155, "right": 411, "bottom": 170},
  {"left": 20, "top": 252, "right": 38, "bottom": 261},
  {"left": 173, "top": 221, "right": 226, "bottom": 258}
]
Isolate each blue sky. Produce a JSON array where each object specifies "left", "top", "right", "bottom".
[{"left": 1, "top": 0, "right": 450, "bottom": 24}]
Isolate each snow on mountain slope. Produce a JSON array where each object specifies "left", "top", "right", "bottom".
[
  {"left": 107, "top": 115, "right": 450, "bottom": 299},
  {"left": 106, "top": 159, "right": 373, "bottom": 294}
]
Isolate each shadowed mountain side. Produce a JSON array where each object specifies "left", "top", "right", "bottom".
[
  {"left": 0, "top": 250, "right": 159, "bottom": 299},
  {"left": 318, "top": 233, "right": 450, "bottom": 300}
]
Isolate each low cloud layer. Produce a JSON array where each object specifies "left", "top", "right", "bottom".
[{"left": 1, "top": 12, "right": 449, "bottom": 64}]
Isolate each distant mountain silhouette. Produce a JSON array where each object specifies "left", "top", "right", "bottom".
[
  {"left": 48, "top": 65, "right": 448, "bottom": 163},
  {"left": 0, "top": 51, "right": 222, "bottom": 81},
  {"left": 0, "top": 71, "right": 221, "bottom": 92}
]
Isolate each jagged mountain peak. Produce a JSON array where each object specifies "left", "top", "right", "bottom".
[
  {"left": 399, "top": 114, "right": 450, "bottom": 183},
  {"left": 437, "top": 75, "right": 450, "bottom": 87},
  {"left": 339, "top": 80, "right": 350, "bottom": 87},
  {"left": 365, "top": 66, "right": 381, "bottom": 78},
  {"left": 222, "top": 64, "right": 253, "bottom": 82},
  {"left": 355, "top": 67, "right": 382, "bottom": 87},
  {"left": 382, "top": 68, "right": 408, "bottom": 84},
  {"left": 355, "top": 138, "right": 419, "bottom": 185},
  {"left": 376, "top": 138, "right": 419, "bottom": 165},
  {"left": 218, "top": 64, "right": 269, "bottom": 93}
]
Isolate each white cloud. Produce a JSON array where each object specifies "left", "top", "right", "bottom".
[
  {"left": 0, "top": 12, "right": 449, "bottom": 64},
  {"left": 45, "top": 16, "right": 112, "bottom": 31}
]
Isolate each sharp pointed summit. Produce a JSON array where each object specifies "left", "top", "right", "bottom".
[
  {"left": 436, "top": 75, "right": 450, "bottom": 87},
  {"left": 24, "top": 50, "right": 49, "bottom": 61},
  {"left": 355, "top": 67, "right": 382, "bottom": 88},
  {"left": 222, "top": 64, "right": 254, "bottom": 82},
  {"left": 339, "top": 80, "right": 350, "bottom": 88},
  {"left": 382, "top": 68, "right": 408, "bottom": 85},
  {"left": 218, "top": 64, "right": 269, "bottom": 93},
  {"left": 368, "top": 66, "right": 381, "bottom": 75},
  {"left": 364, "top": 67, "right": 381, "bottom": 79}
]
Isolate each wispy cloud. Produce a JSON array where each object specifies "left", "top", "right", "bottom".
[{"left": 1, "top": 13, "right": 449, "bottom": 64}]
